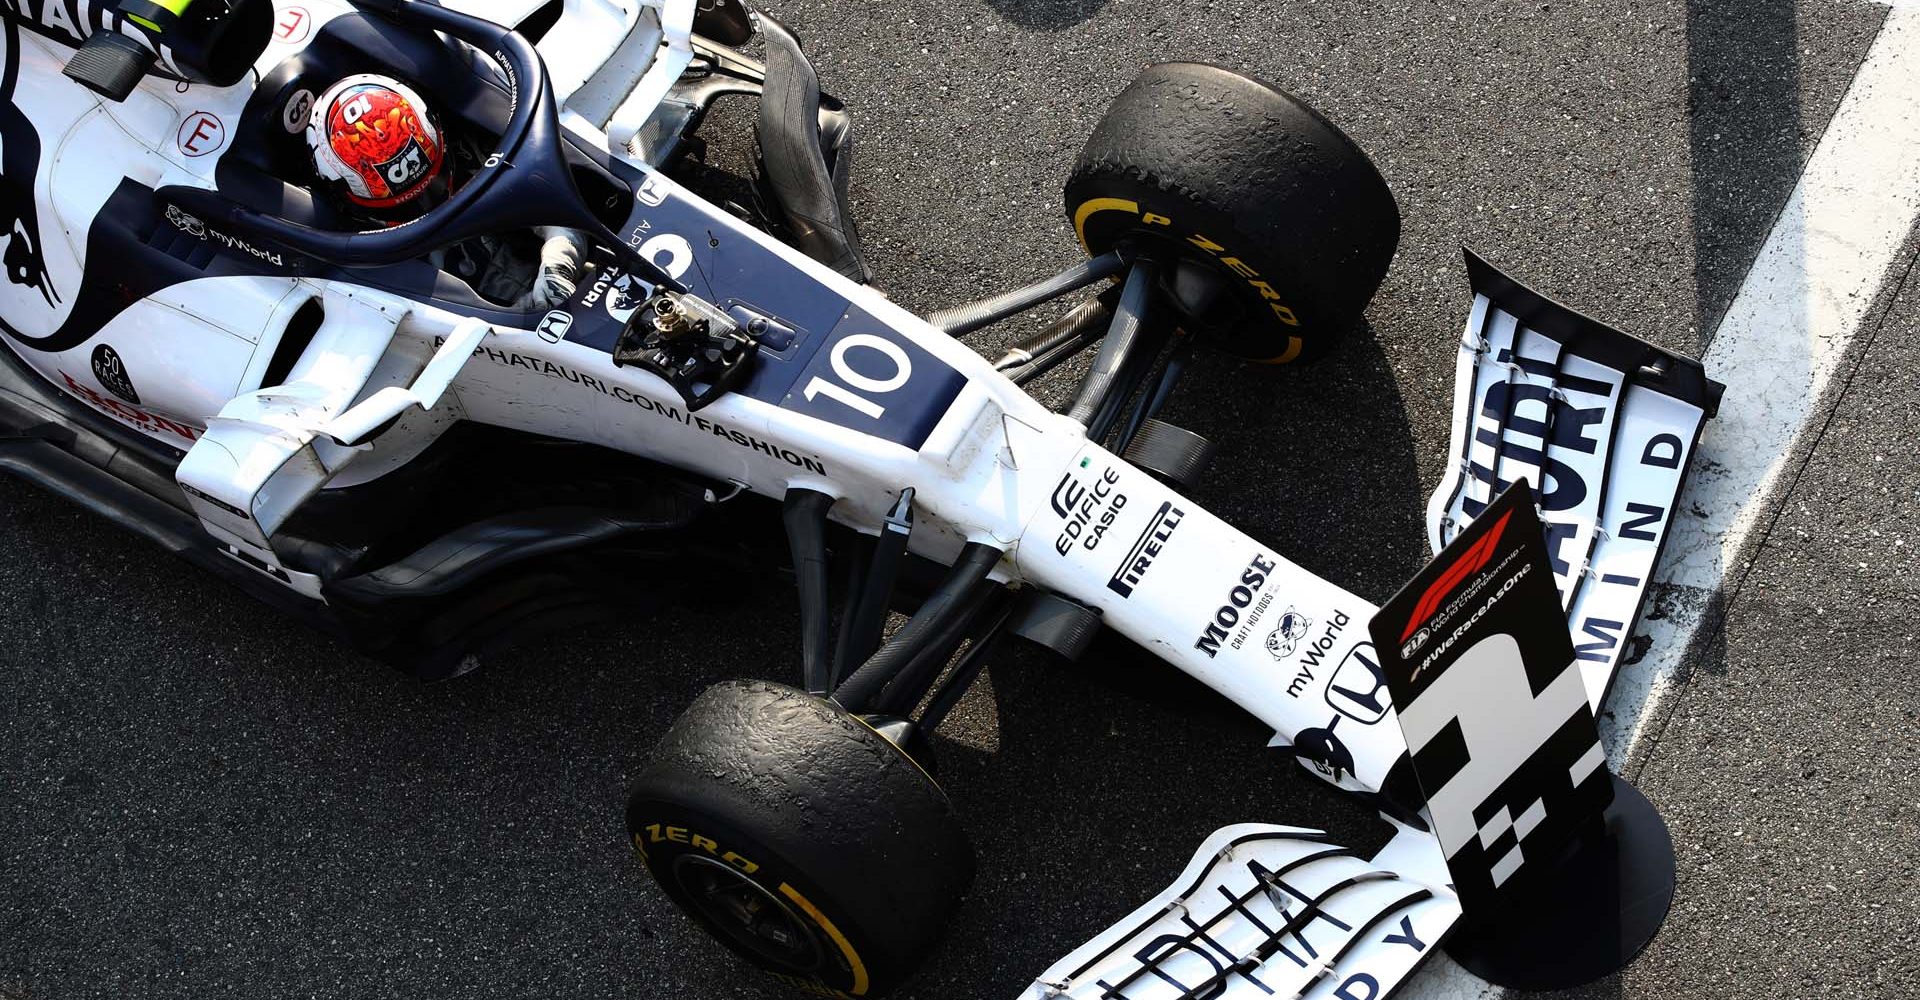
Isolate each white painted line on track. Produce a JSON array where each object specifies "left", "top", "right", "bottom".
[
  {"left": 1606, "top": 2, "right": 1920, "bottom": 762},
  {"left": 1407, "top": 6, "right": 1920, "bottom": 999}
]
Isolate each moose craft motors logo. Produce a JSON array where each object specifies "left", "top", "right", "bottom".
[
  {"left": 1402, "top": 625, "right": 1433, "bottom": 659},
  {"left": 1051, "top": 464, "right": 1127, "bottom": 556},
  {"left": 1194, "top": 552, "right": 1279, "bottom": 658}
]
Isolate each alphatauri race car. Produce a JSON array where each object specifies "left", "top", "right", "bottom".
[{"left": 0, "top": 1, "right": 1725, "bottom": 997}]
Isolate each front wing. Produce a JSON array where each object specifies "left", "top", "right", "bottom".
[
  {"left": 1019, "top": 255, "right": 1723, "bottom": 1000},
  {"left": 1021, "top": 824, "right": 1459, "bottom": 1000}
]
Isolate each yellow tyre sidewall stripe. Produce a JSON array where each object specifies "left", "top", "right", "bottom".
[
  {"left": 779, "top": 882, "right": 870, "bottom": 997},
  {"left": 1251, "top": 337, "right": 1305, "bottom": 364},
  {"left": 1070, "top": 197, "right": 1311, "bottom": 364},
  {"left": 1072, "top": 197, "right": 1140, "bottom": 249}
]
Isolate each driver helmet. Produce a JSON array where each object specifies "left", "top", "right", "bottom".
[{"left": 307, "top": 74, "right": 447, "bottom": 214}]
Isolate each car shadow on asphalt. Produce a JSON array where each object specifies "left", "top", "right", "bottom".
[
  {"left": 1685, "top": 0, "right": 1802, "bottom": 346},
  {"left": 1163, "top": 319, "right": 1430, "bottom": 602}
]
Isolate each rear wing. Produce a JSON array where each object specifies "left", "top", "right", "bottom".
[{"left": 1425, "top": 250, "right": 1723, "bottom": 707}]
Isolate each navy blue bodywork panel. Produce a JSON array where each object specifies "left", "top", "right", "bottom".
[
  {"left": 779, "top": 304, "right": 968, "bottom": 449},
  {"left": 558, "top": 178, "right": 966, "bottom": 450}
]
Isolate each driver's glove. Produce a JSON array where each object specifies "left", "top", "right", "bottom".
[{"left": 514, "top": 227, "right": 591, "bottom": 312}]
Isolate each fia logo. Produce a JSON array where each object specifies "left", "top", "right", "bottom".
[
  {"left": 1402, "top": 625, "right": 1432, "bottom": 659},
  {"left": 535, "top": 310, "right": 574, "bottom": 344}
]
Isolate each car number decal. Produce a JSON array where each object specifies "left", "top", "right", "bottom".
[{"left": 562, "top": 171, "right": 966, "bottom": 450}]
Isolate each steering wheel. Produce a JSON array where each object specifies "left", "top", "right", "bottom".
[{"left": 164, "top": 0, "right": 682, "bottom": 294}]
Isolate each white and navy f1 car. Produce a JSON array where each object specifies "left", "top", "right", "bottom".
[{"left": 0, "top": 1, "right": 1725, "bottom": 997}]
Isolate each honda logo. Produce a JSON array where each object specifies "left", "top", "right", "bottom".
[{"left": 536, "top": 310, "right": 574, "bottom": 344}]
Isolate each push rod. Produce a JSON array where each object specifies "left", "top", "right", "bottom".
[
  {"left": 1065, "top": 260, "right": 1157, "bottom": 426},
  {"left": 832, "top": 542, "right": 1002, "bottom": 713},
  {"left": 929, "top": 251, "right": 1128, "bottom": 337},
  {"left": 829, "top": 488, "right": 914, "bottom": 688},
  {"left": 782, "top": 488, "right": 836, "bottom": 695}
]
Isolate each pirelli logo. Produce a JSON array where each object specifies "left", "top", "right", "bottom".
[{"left": 1108, "top": 502, "right": 1184, "bottom": 597}]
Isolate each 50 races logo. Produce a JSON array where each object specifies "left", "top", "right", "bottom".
[{"left": 1052, "top": 464, "right": 1127, "bottom": 556}]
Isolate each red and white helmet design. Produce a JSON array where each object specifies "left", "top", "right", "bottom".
[{"left": 307, "top": 74, "right": 446, "bottom": 210}]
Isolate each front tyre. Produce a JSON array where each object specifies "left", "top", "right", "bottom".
[
  {"left": 626, "top": 681, "right": 972, "bottom": 997},
  {"left": 1066, "top": 62, "right": 1401, "bottom": 363}
]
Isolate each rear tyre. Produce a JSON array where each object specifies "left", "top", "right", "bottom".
[
  {"left": 1065, "top": 62, "right": 1400, "bottom": 363},
  {"left": 627, "top": 680, "right": 972, "bottom": 997}
]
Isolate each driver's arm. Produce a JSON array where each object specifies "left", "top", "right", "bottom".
[{"left": 514, "top": 227, "right": 590, "bottom": 312}]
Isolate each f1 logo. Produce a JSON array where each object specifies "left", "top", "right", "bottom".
[{"left": 536, "top": 310, "right": 574, "bottom": 344}]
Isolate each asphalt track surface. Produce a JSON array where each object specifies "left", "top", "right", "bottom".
[{"left": 2, "top": 2, "right": 1916, "bottom": 999}]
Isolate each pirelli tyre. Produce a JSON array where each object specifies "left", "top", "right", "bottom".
[
  {"left": 626, "top": 680, "right": 973, "bottom": 997},
  {"left": 1065, "top": 62, "right": 1401, "bottom": 363}
]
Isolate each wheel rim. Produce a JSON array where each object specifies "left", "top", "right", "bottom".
[{"left": 670, "top": 855, "right": 824, "bottom": 972}]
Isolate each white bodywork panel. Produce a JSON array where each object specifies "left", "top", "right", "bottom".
[
  {"left": 1014, "top": 444, "right": 1398, "bottom": 794},
  {"left": 174, "top": 285, "right": 412, "bottom": 596}
]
